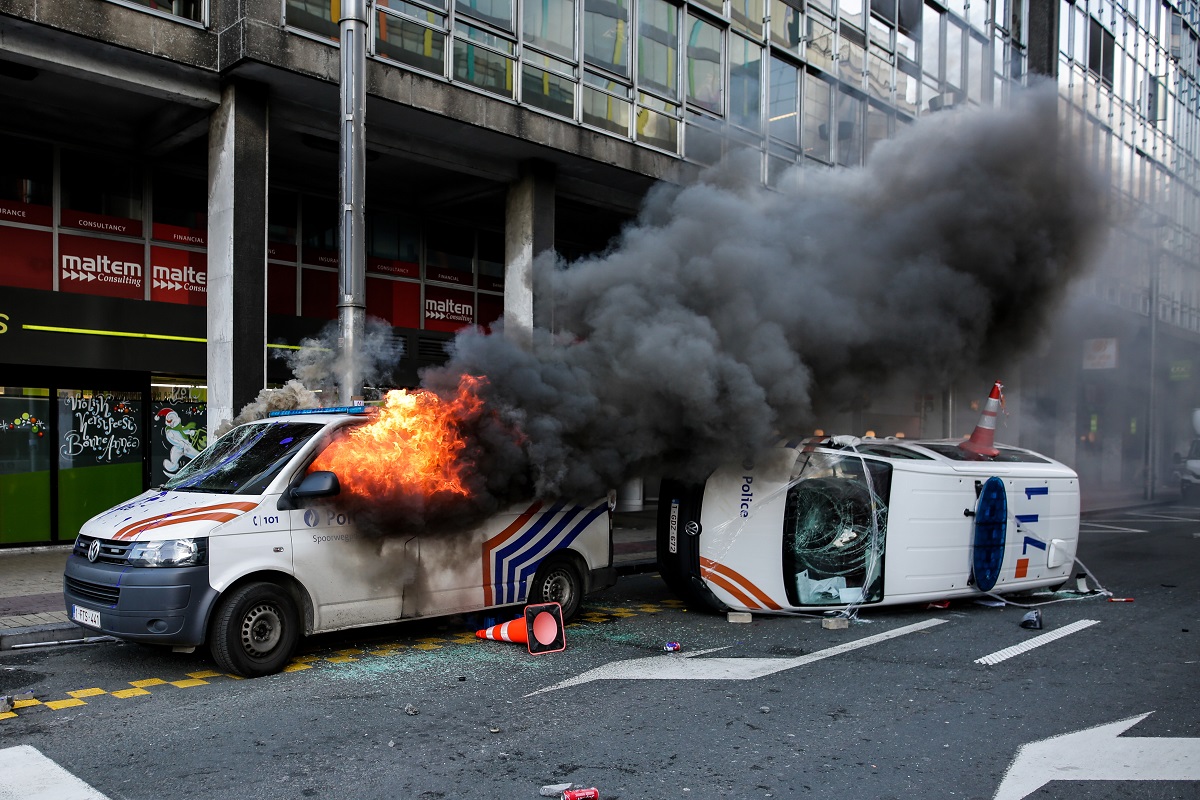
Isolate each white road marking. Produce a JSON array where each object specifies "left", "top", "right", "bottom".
[
  {"left": 1127, "top": 510, "right": 1200, "bottom": 522},
  {"left": 993, "top": 712, "right": 1200, "bottom": 800},
  {"left": 527, "top": 618, "right": 948, "bottom": 696},
  {"left": 974, "top": 619, "right": 1100, "bottom": 665},
  {"left": 1079, "top": 521, "right": 1148, "bottom": 533},
  {"left": 0, "top": 745, "right": 110, "bottom": 800}
]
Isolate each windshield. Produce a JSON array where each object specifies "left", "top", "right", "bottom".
[
  {"left": 782, "top": 452, "right": 891, "bottom": 607},
  {"left": 918, "top": 443, "right": 1051, "bottom": 463},
  {"left": 162, "top": 421, "right": 324, "bottom": 494}
]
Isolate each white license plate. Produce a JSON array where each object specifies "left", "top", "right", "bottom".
[{"left": 72, "top": 604, "right": 101, "bottom": 628}]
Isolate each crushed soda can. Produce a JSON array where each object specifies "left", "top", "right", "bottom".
[
  {"left": 663, "top": 642, "right": 681, "bottom": 652},
  {"left": 562, "top": 789, "right": 600, "bottom": 800}
]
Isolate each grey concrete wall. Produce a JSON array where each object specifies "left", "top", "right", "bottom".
[{"left": 504, "top": 161, "right": 556, "bottom": 343}]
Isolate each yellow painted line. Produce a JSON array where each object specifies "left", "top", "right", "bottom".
[
  {"left": 45, "top": 698, "right": 87, "bottom": 711},
  {"left": 129, "top": 679, "right": 166, "bottom": 688},
  {"left": 325, "top": 656, "right": 358, "bottom": 663},
  {"left": 369, "top": 645, "right": 408, "bottom": 656},
  {"left": 112, "top": 688, "right": 150, "bottom": 699},
  {"left": 0, "top": 712, "right": 15, "bottom": 720},
  {"left": 283, "top": 662, "right": 313, "bottom": 673},
  {"left": 187, "top": 670, "right": 222, "bottom": 679},
  {"left": 169, "top": 679, "right": 208, "bottom": 688},
  {"left": 412, "top": 643, "right": 442, "bottom": 650},
  {"left": 13, "top": 699, "right": 40, "bottom": 709},
  {"left": 68, "top": 688, "right": 107, "bottom": 699},
  {"left": 23, "top": 324, "right": 205, "bottom": 343}
]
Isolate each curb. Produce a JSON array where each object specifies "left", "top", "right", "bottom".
[{"left": 0, "top": 621, "right": 91, "bottom": 651}]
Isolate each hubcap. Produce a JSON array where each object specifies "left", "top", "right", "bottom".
[
  {"left": 543, "top": 570, "right": 573, "bottom": 607},
  {"left": 241, "top": 603, "right": 282, "bottom": 657}
]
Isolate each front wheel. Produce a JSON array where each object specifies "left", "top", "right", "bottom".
[
  {"left": 529, "top": 558, "right": 584, "bottom": 621},
  {"left": 209, "top": 582, "right": 300, "bottom": 678}
]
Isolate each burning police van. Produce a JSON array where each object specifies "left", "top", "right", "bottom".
[
  {"left": 656, "top": 435, "right": 1080, "bottom": 615},
  {"left": 63, "top": 405, "right": 615, "bottom": 677}
]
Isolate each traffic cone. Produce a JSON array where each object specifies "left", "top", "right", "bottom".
[
  {"left": 476, "top": 618, "right": 527, "bottom": 644},
  {"left": 959, "top": 381, "right": 1003, "bottom": 457},
  {"left": 524, "top": 602, "right": 566, "bottom": 654}
]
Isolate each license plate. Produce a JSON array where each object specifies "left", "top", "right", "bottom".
[{"left": 72, "top": 604, "right": 101, "bottom": 628}]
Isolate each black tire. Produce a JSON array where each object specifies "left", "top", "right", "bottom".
[
  {"left": 529, "top": 558, "right": 584, "bottom": 621},
  {"left": 209, "top": 581, "right": 300, "bottom": 678}
]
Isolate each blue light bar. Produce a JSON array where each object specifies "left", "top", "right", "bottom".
[{"left": 268, "top": 406, "right": 369, "bottom": 417}]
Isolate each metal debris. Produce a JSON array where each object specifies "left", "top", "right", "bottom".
[
  {"left": 540, "top": 783, "right": 574, "bottom": 797},
  {"left": 404, "top": 704, "right": 419, "bottom": 716}
]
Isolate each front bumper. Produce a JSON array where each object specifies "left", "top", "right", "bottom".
[{"left": 63, "top": 554, "right": 218, "bottom": 646}]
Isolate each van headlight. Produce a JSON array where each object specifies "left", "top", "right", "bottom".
[{"left": 127, "top": 538, "right": 208, "bottom": 568}]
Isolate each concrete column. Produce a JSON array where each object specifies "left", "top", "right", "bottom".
[
  {"left": 207, "top": 80, "right": 268, "bottom": 435},
  {"left": 504, "top": 161, "right": 556, "bottom": 344}
]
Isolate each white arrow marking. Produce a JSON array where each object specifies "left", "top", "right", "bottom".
[
  {"left": 0, "top": 745, "right": 111, "bottom": 799},
  {"left": 526, "top": 618, "right": 948, "bottom": 696},
  {"left": 993, "top": 712, "right": 1200, "bottom": 800}
]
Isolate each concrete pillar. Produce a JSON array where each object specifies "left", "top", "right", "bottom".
[
  {"left": 207, "top": 80, "right": 268, "bottom": 435},
  {"left": 504, "top": 161, "right": 556, "bottom": 344}
]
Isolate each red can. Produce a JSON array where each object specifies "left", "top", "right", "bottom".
[{"left": 562, "top": 789, "right": 600, "bottom": 800}]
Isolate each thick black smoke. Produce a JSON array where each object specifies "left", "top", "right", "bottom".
[{"left": 419, "top": 83, "right": 1107, "bottom": 503}]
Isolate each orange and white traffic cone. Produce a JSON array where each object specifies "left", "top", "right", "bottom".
[
  {"left": 959, "top": 381, "right": 1003, "bottom": 457},
  {"left": 476, "top": 618, "right": 527, "bottom": 644}
]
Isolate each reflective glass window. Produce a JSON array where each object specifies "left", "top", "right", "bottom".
[
  {"left": 922, "top": 4, "right": 940, "bottom": 77},
  {"left": 377, "top": 6, "right": 447, "bottom": 75},
  {"left": 454, "top": 31, "right": 516, "bottom": 97},
  {"left": 583, "top": 84, "right": 632, "bottom": 133},
  {"left": 729, "top": 35, "right": 762, "bottom": 130},
  {"left": 0, "top": 389, "right": 51, "bottom": 544},
  {"left": 807, "top": 12, "right": 836, "bottom": 71},
  {"left": 946, "top": 18, "right": 964, "bottom": 89},
  {"left": 731, "top": 0, "right": 764, "bottom": 36},
  {"left": 840, "top": 0, "right": 865, "bottom": 31},
  {"left": 58, "top": 390, "right": 145, "bottom": 535},
  {"left": 770, "top": 0, "right": 803, "bottom": 50},
  {"left": 457, "top": 0, "right": 513, "bottom": 30},
  {"left": 769, "top": 56, "right": 800, "bottom": 143},
  {"left": 686, "top": 14, "right": 723, "bottom": 113},
  {"left": 119, "top": 0, "right": 204, "bottom": 22},
  {"left": 524, "top": 0, "right": 576, "bottom": 58},
  {"left": 287, "top": 0, "right": 340, "bottom": 39},
  {"left": 803, "top": 71, "right": 832, "bottom": 161},
  {"left": 523, "top": 57, "right": 577, "bottom": 117},
  {"left": 584, "top": 0, "right": 631, "bottom": 76},
  {"left": 636, "top": 95, "right": 680, "bottom": 150},
  {"left": 638, "top": 0, "right": 679, "bottom": 99},
  {"left": 835, "top": 87, "right": 864, "bottom": 166},
  {"left": 967, "top": 32, "right": 984, "bottom": 102}
]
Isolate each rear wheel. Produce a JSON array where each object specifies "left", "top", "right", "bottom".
[
  {"left": 209, "top": 582, "right": 299, "bottom": 678},
  {"left": 529, "top": 558, "right": 583, "bottom": 621}
]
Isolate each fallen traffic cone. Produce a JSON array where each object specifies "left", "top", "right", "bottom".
[
  {"left": 476, "top": 618, "right": 527, "bottom": 643},
  {"left": 959, "top": 381, "right": 1003, "bottom": 457}
]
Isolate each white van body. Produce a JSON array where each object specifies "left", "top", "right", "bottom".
[
  {"left": 656, "top": 437, "right": 1080, "bottom": 613},
  {"left": 64, "top": 409, "right": 614, "bottom": 676}
]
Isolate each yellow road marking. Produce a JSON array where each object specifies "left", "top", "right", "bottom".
[
  {"left": 188, "top": 670, "right": 222, "bottom": 679},
  {"left": 112, "top": 688, "right": 150, "bottom": 699},
  {"left": 68, "top": 688, "right": 107, "bottom": 699},
  {"left": 0, "top": 712, "right": 16, "bottom": 720},
  {"left": 45, "top": 698, "right": 87, "bottom": 710},
  {"left": 169, "top": 679, "right": 208, "bottom": 688},
  {"left": 130, "top": 679, "right": 167, "bottom": 688},
  {"left": 283, "top": 662, "right": 313, "bottom": 672},
  {"left": 13, "top": 699, "right": 40, "bottom": 708}
]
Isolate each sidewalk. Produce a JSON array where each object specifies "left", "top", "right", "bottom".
[{"left": 0, "top": 509, "right": 661, "bottom": 651}]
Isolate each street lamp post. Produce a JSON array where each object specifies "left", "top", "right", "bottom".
[
  {"left": 337, "top": 0, "right": 369, "bottom": 405},
  {"left": 1145, "top": 240, "right": 1160, "bottom": 501}
]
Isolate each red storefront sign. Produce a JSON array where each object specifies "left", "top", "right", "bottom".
[
  {"left": 0, "top": 199, "right": 53, "bottom": 227},
  {"left": 268, "top": 263, "right": 298, "bottom": 316},
  {"left": 424, "top": 285, "right": 475, "bottom": 333},
  {"left": 425, "top": 263, "right": 474, "bottom": 286},
  {"left": 366, "top": 276, "right": 420, "bottom": 328},
  {"left": 59, "top": 234, "right": 144, "bottom": 300},
  {"left": 149, "top": 246, "right": 207, "bottom": 306},
  {"left": 302, "top": 247, "right": 339, "bottom": 268},
  {"left": 0, "top": 226, "right": 53, "bottom": 290},
  {"left": 268, "top": 242, "right": 298, "bottom": 263},
  {"left": 367, "top": 255, "right": 420, "bottom": 279},
  {"left": 152, "top": 222, "right": 207, "bottom": 247},
  {"left": 60, "top": 208, "right": 143, "bottom": 239}
]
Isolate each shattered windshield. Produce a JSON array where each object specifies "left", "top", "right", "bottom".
[
  {"left": 918, "top": 443, "right": 1051, "bottom": 463},
  {"left": 782, "top": 452, "right": 891, "bottom": 606},
  {"left": 162, "top": 422, "right": 324, "bottom": 495}
]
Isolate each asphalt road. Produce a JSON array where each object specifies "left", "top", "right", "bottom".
[{"left": 2, "top": 506, "right": 1198, "bottom": 800}]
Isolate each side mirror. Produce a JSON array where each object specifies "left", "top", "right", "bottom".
[
  {"left": 278, "top": 471, "right": 341, "bottom": 510},
  {"left": 293, "top": 470, "right": 340, "bottom": 499}
]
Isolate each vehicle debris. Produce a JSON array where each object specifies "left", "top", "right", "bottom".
[
  {"left": 404, "top": 704, "right": 419, "bottom": 716},
  {"left": 821, "top": 617, "right": 849, "bottom": 630},
  {"left": 1020, "top": 609, "right": 1043, "bottom": 630},
  {"left": 727, "top": 611, "right": 752, "bottom": 623},
  {"left": 663, "top": 642, "right": 681, "bottom": 652}
]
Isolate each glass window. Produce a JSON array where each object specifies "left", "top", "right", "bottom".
[
  {"left": 638, "top": 0, "right": 679, "bottom": 99},
  {"left": 302, "top": 195, "right": 338, "bottom": 253},
  {"left": 121, "top": 0, "right": 204, "bottom": 23},
  {"left": 967, "top": 32, "right": 984, "bottom": 102},
  {"left": 946, "top": 18, "right": 964, "bottom": 89},
  {"left": 584, "top": 0, "right": 631, "bottom": 76},
  {"left": 867, "top": 44, "right": 892, "bottom": 99},
  {"left": 367, "top": 211, "right": 421, "bottom": 265},
  {"left": 584, "top": 73, "right": 633, "bottom": 133},
  {"left": 60, "top": 150, "right": 143, "bottom": 224},
  {"left": 803, "top": 71, "right": 832, "bottom": 161},
  {"left": 922, "top": 3, "right": 941, "bottom": 77},
  {"left": 58, "top": 390, "right": 145, "bottom": 536},
  {"left": 729, "top": 35, "right": 762, "bottom": 130},
  {"left": 636, "top": 94, "right": 680, "bottom": 150},
  {"left": 807, "top": 12, "right": 836, "bottom": 72},
  {"left": 966, "top": 0, "right": 987, "bottom": 31},
  {"left": 840, "top": 0, "right": 865, "bottom": 31},
  {"left": 769, "top": 56, "right": 800, "bottom": 144},
  {"left": 377, "top": 6, "right": 447, "bottom": 75},
  {"left": 835, "top": 87, "right": 864, "bottom": 166},
  {"left": 897, "top": 0, "right": 920, "bottom": 34},
  {"left": 1088, "top": 17, "right": 1116, "bottom": 86},
  {"left": 865, "top": 102, "right": 890, "bottom": 158},
  {"left": 731, "top": 0, "right": 764, "bottom": 36},
  {"left": 871, "top": 0, "right": 896, "bottom": 25},
  {"left": 781, "top": 453, "right": 891, "bottom": 607},
  {"left": 0, "top": 389, "right": 51, "bottom": 544},
  {"left": 523, "top": 57, "right": 578, "bottom": 117},
  {"left": 425, "top": 221, "right": 475, "bottom": 284},
  {"left": 770, "top": 0, "right": 803, "bottom": 50},
  {"left": 0, "top": 135, "right": 52, "bottom": 208},
  {"left": 153, "top": 170, "right": 206, "bottom": 232},
  {"left": 287, "top": 0, "right": 340, "bottom": 40},
  {"left": 686, "top": 14, "right": 723, "bottom": 113},
  {"left": 454, "top": 25, "right": 516, "bottom": 97},
  {"left": 269, "top": 190, "right": 298, "bottom": 249},
  {"left": 684, "top": 110, "right": 723, "bottom": 164},
  {"left": 840, "top": 24, "right": 867, "bottom": 86},
  {"left": 896, "top": 53, "right": 919, "bottom": 114},
  {"left": 524, "top": 0, "right": 576, "bottom": 58},
  {"left": 457, "top": 0, "right": 513, "bottom": 30}
]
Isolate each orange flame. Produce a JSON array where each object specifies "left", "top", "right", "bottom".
[{"left": 309, "top": 376, "right": 487, "bottom": 502}]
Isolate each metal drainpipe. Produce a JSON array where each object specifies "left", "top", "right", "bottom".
[{"left": 338, "top": 0, "right": 369, "bottom": 405}]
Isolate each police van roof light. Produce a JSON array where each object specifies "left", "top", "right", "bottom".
[{"left": 268, "top": 406, "right": 369, "bottom": 417}]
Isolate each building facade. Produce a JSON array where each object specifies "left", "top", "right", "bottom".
[{"left": 1, "top": 0, "right": 1197, "bottom": 545}]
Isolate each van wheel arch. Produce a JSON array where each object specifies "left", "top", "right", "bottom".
[
  {"left": 528, "top": 552, "right": 588, "bottom": 621},
  {"left": 206, "top": 573, "right": 313, "bottom": 678}
]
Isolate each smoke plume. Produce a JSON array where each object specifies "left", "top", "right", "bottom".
[{"left": 420, "top": 83, "right": 1107, "bottom": 504}]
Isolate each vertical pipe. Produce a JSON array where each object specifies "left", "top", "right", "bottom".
[
  {"left": 1146, "top": 245, "right": 1159, "bottom": 500},
  {"left": 338, "top": 0, "right": 369, "bottom": 405}
]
